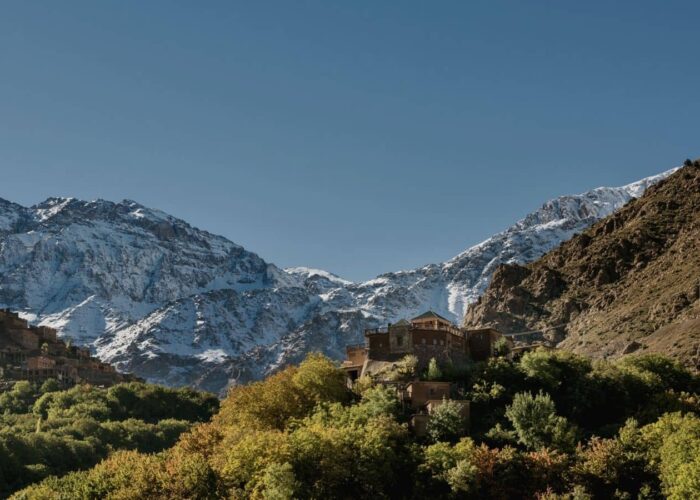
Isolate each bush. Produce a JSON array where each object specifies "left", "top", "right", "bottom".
[{"left": 493, "top": 337, "right": 511, "bottom": 357}]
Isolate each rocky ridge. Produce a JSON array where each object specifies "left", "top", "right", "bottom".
[{"left": 464, "top": 162, "right": 700, "bottom": 367}]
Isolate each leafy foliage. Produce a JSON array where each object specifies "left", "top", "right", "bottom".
[
  {"left": 0, "top": 380, "right": 218, "bottom": 496},
  {"left": 426, "top": 357, "right": 443, "bottom": 381},
  {"left": 10, "top": 351, "right": 700, "bottom": 499},
  {"left": 505, "top": 391, "right": 578, "bottom": 451},
  {"left": 427, "top": 399, "right": 466, "bottom": 443}
]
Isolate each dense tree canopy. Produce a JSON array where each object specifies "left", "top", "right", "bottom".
[
  {"left": 0, "top": 380, "right": 218, "bottom": 496},
  {"left": 10, "top": 350, "right": 700, "bottom": 499}
]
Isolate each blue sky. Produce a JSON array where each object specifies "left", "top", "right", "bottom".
[{"left": 0, "top": 1, "right": 698, "bottom": 281}]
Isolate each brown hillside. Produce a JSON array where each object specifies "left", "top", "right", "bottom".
[{"left": 464, "top": 162, "right": 700, "bottom": 368}]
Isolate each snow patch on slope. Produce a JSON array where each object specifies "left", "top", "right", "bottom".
[{"left": 285, "top": 267, "right": 353, "bottom": 285}]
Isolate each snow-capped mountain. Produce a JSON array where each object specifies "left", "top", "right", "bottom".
[{"left": 0, "top": 169, "right": 674, "bottom": 393}]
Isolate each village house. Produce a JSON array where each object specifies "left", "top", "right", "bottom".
[
  {"left": 0, "top": 309, "right": 136, "bottom": 388},
  {"left": 402, "top": 380, "right": 451, "bottom": 409}
]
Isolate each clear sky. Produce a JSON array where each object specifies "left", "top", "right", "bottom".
[{"left": 1, "top": 1, "right": 698, "bottom": 281}]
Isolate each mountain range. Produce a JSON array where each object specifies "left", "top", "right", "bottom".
[{"left": 0, "top": 168, "right": 675, "bottom": 393}]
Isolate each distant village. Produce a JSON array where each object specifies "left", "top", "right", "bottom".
[
  {"left": 341, "top": 311, "right": 541, "bottom": 436},
  {"left": 0, "top": 309, "right": 137, "bottom": 390}
]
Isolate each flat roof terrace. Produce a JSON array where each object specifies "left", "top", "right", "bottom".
[{"left": 365, "top": 322, "right": 463, "bottom": 336}]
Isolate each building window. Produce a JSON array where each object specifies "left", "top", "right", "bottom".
[
  {"left": 433, "top": 339, "right": 437, "bottom": 345},
  {"left": 421, "top": 338, "right": 426, "bottom": 344},
  {"left": 396, "top": 335, "right": 403, "bottom": 347}
]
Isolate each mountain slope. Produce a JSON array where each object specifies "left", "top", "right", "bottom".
[
  {"left": 0, "top": 169, "right": 674, "bottom": 392},
  {"left": 0, "top": 198, "right": 296, "bottom": 339},
  {"left": 464, "top": 163, "right": 700, "bottom": 367}
]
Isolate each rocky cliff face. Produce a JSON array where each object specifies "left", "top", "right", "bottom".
[
  {"left": 0, "top": 169, "right": 674, "bottom": 393},
  {"left": 465, "top": 163, "right": 700, "bottom": 367}
]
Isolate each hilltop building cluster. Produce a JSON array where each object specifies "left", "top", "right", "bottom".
[
  {"left": 343, "top": 311, "right": 508, "bottom": 380},
  {"left": 0, "top": 309, "right": 134, "bottom": 389},
  {"left": 342, "top": 311, "right": 511, "bottom": 435}
]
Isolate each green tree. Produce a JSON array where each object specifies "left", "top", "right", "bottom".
[
  {"left": 0, "top": 381, "right": 35, "bottom": 414},
  {"left": 426, "top": 358, "right": 443, "bottom": 381},
  {"left": 397, "top": 354, "right": 419, "bottom": 379},
  {"left": 427, "top": 399, "right": 466, "bottom": 443},
  {"left": 493, "top": 337, "right": 511, "bottom": 357},
  {"left": 505, "top": 391, "right": 578, "bottom": 451},
  {"left": 358, "top": 385, "right": 401, "bottom": 419},
  {"left": 258, "top": 462, "right": 299, "bottom": 500},
  {"left": 644, "top": 413, "right": 700, "bottom": 499},
  {"left": 291, "top": 353, "right": 350, "bottom": 406},
  {"left": 39, "top": 379, "right": 60, "bottom": 394}
]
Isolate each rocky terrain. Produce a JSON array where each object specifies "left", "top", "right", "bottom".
[
  {"left": 465, "top": 162, "right": 700, "bottom": 368},
  {"left": 0, "top": 169, "right": 674, "bottom": 393}
]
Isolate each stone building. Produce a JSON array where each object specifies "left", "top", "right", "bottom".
[
  {"left": 402, "top": 380, "right": 451, "bottom": 410},
  {"left": 467, "top": 327, "right": 505, "bottom": 361},
  {"left": 362, "top": 311, "right": 469, "bottom": 375}
]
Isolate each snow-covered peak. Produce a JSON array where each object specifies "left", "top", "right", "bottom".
[
  {"left": 619, "top": 167, "right": 679, "bottom": 198},
  {"left": 507, "top": 168, "right": 677, "bottom": 235}
]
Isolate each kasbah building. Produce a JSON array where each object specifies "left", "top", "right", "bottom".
[{"left": 342, "top": 311, "right": 513, "bottom": 436}]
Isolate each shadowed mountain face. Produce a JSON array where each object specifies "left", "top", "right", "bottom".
[
  {"left": 0, "top": 169, "right": 673, "bottom": 393},
  {"left": 465, "top": 163, "right": 700, "bottom": 368}
]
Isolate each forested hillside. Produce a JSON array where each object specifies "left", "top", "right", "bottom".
[
  {"left": 12, "top": 351, "right": 700, "bottom": 499},
  {"left": 0, "top": 381, "right": 218, "bottom": 496}
]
